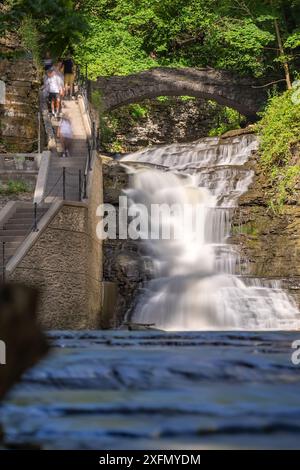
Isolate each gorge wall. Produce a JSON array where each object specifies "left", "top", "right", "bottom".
[
  {"left": 0, "top": 35, "right": 39, "bottom": 153},
  {"left": 230, "top": 145, "right": 300, "bottom": 306},
  {"left": 101, "top": 97, "right": 237, "bottom": 153}
]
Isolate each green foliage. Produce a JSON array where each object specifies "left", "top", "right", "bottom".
[
  {"left": 0, "top": 180, "right": 30, "bottom": 195},
  {"left": 129, "top": 104, "right": 148, "bottom": 120},
  {"left": 256, "top": 90, "right": 300, "bottom": 208},
  {"left": 19, "top": 16, "right": 41, "bottom": 69},
  {"left": 209, "top": 107, "right": 245, "bottom": 137},
  {"left": 71, "top": 0, "right": 300, "bottom": 79},
  {"left": 74, "top": 18, "right": 155, "bottom": 78},
  {"left": 2, "top": 0, "right": 300, "bottom": 80},
  {"left": 156, "top": 96, "right": 170, "bottom": 103},
  {"left": 2, "top": 0, "right": 88, "bottom": 57},
  {"left": 257, "top": 91, "right": 300, "bottom": 166},
  {"left": 232, "top": 223, "right": 258, "bottom": 237},
  {"left": 180, "top": 96, "right": 196, "bottom": 102}
]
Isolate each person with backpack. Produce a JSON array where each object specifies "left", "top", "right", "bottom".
[
  {"left": 43, "top": 51, "right": 53, "bottom": 72},
  {"left": 63, "top": 54, "right": 75, "bottom": 99}
]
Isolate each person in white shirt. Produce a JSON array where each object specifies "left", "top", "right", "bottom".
[
  {"left": 44, "top": 68, "right": 64, "bottom": 117},
  {"left": 57, "top": 114, "right": 73, "bottom": 157},
  {"left": 54, "top": 61, "right": 65, "bottom": 113}
]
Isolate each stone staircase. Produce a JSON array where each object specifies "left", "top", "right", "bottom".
[
  {"left": 45, "top": 100, "right": 88, "bottom": 202},
  {"left": 0, "top": 205, "right": 48, "bottom": 277},
  {"left": 0, "top": 99, "right": 89, "bottom": 277}
]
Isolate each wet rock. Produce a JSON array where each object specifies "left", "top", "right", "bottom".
[
  {"left": 102, "top": 159, "right": 129, "bottom": 205},
  {"left": 221, "top": 126, "right": 256, "bottom": 140},
  {"left": 232, "top": 154, "right": 300, "bottom": 306}
]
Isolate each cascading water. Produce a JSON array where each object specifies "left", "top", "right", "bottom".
[{"left": 121, "top": 135, "right": 300, "bottom": 330}]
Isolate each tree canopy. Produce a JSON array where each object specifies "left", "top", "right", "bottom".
[
  {"left": 73, "top": 0, "right": 300, "bottom": 84},
  {"left": 1, "top": 0, "right": 300, "bottom": 84}
]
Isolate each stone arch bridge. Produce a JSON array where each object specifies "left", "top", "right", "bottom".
[{"left": 91, "top": 67, "right": 267, "bottom": 120}]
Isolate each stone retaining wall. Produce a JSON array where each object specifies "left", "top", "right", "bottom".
[
  {"left": 0, "top": 59, "right": 40, "bottom": 153},
  {"left": 7, "top": 155, "right": 104, "bottom": 330}
]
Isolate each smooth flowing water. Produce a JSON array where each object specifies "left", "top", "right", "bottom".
[
  {"left": 1, "top": 331, "right": 300, "bottom": 450},
  {"left": 122, "top": 135, "right": 300, "bottom": 331}
]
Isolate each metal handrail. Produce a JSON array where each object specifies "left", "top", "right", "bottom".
[{"left": 77, "top": 65, "right": 98, "bottom": 201}]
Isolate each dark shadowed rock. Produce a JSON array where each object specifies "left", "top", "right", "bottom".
[{"left": 0, "top": 284, "right": 49, "bottom": 401}]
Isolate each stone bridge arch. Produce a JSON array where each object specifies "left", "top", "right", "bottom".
[{"left": 91, "top": 67, "right": 267, "bottom": 120}]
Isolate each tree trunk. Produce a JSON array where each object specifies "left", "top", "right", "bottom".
[{"left": 274, "top": 18, "right": 292, "bottom": 90}]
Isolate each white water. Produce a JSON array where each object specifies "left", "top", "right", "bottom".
[{"left": 122, "top": 135, "right": 300, "bottom": 330}]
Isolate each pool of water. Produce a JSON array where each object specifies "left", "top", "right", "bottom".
[{"left": 1, "top": 331, "right": 300, "bottom": 450}]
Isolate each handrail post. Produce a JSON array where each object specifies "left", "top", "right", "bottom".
[
  {"left": 96, "top": 127, "right": 101, "bottom": 151},
  {"left": 79, "top": 169, "right": 82, "bottom": 202},
  {"left": 92, "top": 121, "right": 96, "bottom": 150},
  {"left": 87, "top": 139, "right": 92, "bottom": 171},
  {"left": 33, "top": 202, "right": 38, "bottom": 232},
  {"left": 63, "top": 167, "right": 66, "bottom": 200},
  {"left": 83, "top": 173, "right": 87, "bottom": 199},
  {"left": 2, "top": 241, "right": 5, "bottom": 283}
]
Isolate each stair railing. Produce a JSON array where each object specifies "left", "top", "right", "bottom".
[{"left": 77, "top": 65, "right": 99, "bottom": 201}]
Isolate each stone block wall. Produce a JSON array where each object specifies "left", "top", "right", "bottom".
[
  {"left": 8, "top": 199, "right": 103, "bottom": 330},
  {"left": 86, "top": 154, "right": 104, "bottom": 327},
  {"left": 0, "top": 58, "right": 39, "bottom": 153}
]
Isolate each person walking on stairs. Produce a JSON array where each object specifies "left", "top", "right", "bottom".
[
  {"left": 44, "top": 68, "right": 64, "bottom": 118},
  {"left": 63, "top": 53, "right": 75, "bottom": 99},
  {"left": 54, "top": 60, "right": 65, "bottom": 114},
  {"left": 58, "top": 114, "right": 73, "bottom": 158},
  {"left": 43, "top": 51, "right": 53, "bottom": 72}
]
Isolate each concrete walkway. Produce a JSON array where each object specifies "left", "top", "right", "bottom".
[{"left": 45, "top": 99, "right": 88, "bottom": 202}]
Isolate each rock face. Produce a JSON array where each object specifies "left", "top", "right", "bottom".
[
  {"left": 102, "top": 98, "right": 235, "bottom": 153},
  {"left": 231, "top": 151, "right": 300, "bottom": 306},
  {"left": 0, "top": 57, "right": 39, "bottom": 153}
]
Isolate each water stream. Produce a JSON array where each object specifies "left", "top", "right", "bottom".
[{"left": 122, "top": 135, "right": 300, "bottom": 331}]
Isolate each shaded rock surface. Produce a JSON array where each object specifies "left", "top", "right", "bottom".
[
  {"left": 231, "top": 151, "right": 300, "bottom": 306},
  {"left": 0, "top": 284, "right": 49, "bottom": 401},
  {"left": 0, "top": 55, "right": 40, "bottom": 153},
  {"left": 101, "top": 98, "right": 240, "bottom": 153}
]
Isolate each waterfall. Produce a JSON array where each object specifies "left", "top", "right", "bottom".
[{"left": 121, "top": 135, "right": 300, "bottom": 330}]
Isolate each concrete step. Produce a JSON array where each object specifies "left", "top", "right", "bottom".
[
  {"left": 0, "top": 229, "right": 29, "bottom": 236},
  {"left": 0, "top": 236, "right": 25, "bottom": 243},
  {"left": 6, "top": 217, "right": 36, "bottom": 224},
  {"left": 1, "top": 245, "right": 21, "bottom": 253},
  {"left": 4, "top": 223, "right": 32, "bottom": 231},
  {"left": 16, "top": 207, "right": 47, "bottom": 213}
]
